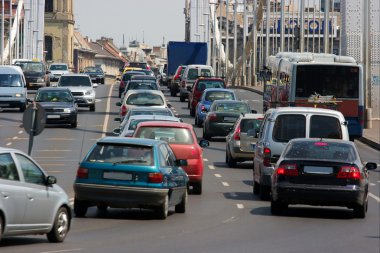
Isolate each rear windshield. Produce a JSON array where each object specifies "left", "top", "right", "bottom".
[
  {"left": 59, "top": 76, "right": 91, "bottom": 87},
  {"left": 50, "top": 65, "right": 68, "bottom": 71},
  {"left": 196, "top": 80, "right": 225, "bottom": 91},
  {"left": 131, "top": 110, "right": 172, "bottom": 117},
  {"left": 309, "top": 115, "right": 342, "bottom": 139},
  {"left": 135, "top": 127, "right": 194, "bottom": 144},
  {"left": 240, "top": 118, "right": 263, "bottom": 133},
  {"left": 0, "top": 74, "right": 23, "bottom": 87},
  {"left": 126, "top": 93, "right": 164, "bottom": 106},
  {"left": 273, "top": 115, "right": 306, "bottom": 142},
  {"left": 123, "top": 72, "right": 145, "bottom": 81},
  {"left": 205, "top": 91, "right": 234, "bottom": 101},
  {"left": 127, "top": 82, "right": 157, "bottom": 91},
  {"left": 129, "top": 62, "right": 147, "bottom": 69},
  {"left": 84, "top": 67, "right": 103, "bottom": 73},
  {"left": 129, "top": 119, "right": 178, "bottom": 131},
  {"left": 200, "top": 69, "right": 212, "bottom": 77},
  {"left": 87, "top": 144, "right": 154, "bottom": 166},
  {"left": 283, "top": 140, "right": 356, "bottom": 162},
  {"left": 214, "top": 102, "right": 250, "bottom": 113}
]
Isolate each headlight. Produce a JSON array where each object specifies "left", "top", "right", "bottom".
[
  {"left": 37, "top": 78, "right": 45, "bottom": 82},
  {"left": 63, "top": 108, "right": 71, "bottom": 113},
  {"left": 85, "top": 90, "right": 93, "bottom": 95},
  {"left": 15, "top": 93, "right": 24, "bottom": 97}
]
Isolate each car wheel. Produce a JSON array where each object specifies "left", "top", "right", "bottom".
[
  {"left": 190, "top": 107, "right": 195, "bottom": 117},
  {"left": 171, "top": 89, "right": 176, "bottom": 97},
  {"left": 180, "top": 96, "right": 185, "bottom": 102},
  {"left": 203, "top": 128, "right": 211, "bottom": 141},
  {"left": 192, "top": 182, "right": 202, "bottom": 195},
  {"left": 101, "top": 79, "right": 105, "bottom": 84},
  {"left": 74, "top": 199, "right": 88, "bottom": 217},
  {"left": 89, "top": 104, "right": 95, "bottom": 112},
  {"left": 156, "top": 194, "right": 169, "bottom": 219},
  {"left": 0, "top": 215, "right": 3, "bottom": 242},
  {"left": 175, "top": 190, "right": 187, "bottom": 213},
  {"left": 227, "top": 148, "right": 237, "bottom": 168},
  {"left": 253, "top": 180, "right": 260, "bottom": 195},
  {"left": 353, "top": 195, "right": 368, "bottom": 218},
  {"left": 71, "top": 119, "right": 77, "bottom": 128},
  {"left": 271, "top": 198, "right": 286, "bottom": 215},
  {"left": 19, "top": 104, "right": 26, "bottom": 112},
  {"left": 47, "top": 207, "right": 70, "bottom": 242},
  {"left": 259, "top": 183, "right": 270, "bottom": 200},
  {"left": 187, "top": 100, "right": 190, "bottom": 109}
]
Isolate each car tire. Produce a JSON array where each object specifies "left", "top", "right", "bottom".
[
  {"left": 47, "top": 207, "right": 70, "bottom": 242},
  {"left": 187, "top": 100, "right": 190, "bottom": 109},
  {"left": 101, "top": 79, "right": 105, "bottom": 84},
  {"left": 71, "top": 119, "right": 77, "bottom": 128},
  {"left": 20, "top": 104, "right": 26, "bottom": 112},
  {"left": 0, "top": 215, "right": 3, "bottom": 242},
  {"left": 118, "top": 91, "right": 121, "bottom": 98},
  {"left": 156, "top": 194, "right": 169, "bottom": 219},
  {"left": 89, "top": 104, "right": 95, "bottom": 112},
  {"left": 175, "top": 190, "right": 187, "bottom": 213},
  {"left": 180, "top": 96, "right": 185, "bottom": 102},
  {"left": 74, "top": 199, "right": 88, "bottom": 217},
  {"left": 253, "top": 180, "right": 260, "bottom": 195},
  {"left": 190, "top": 107, "right": 195, "bottom": 117},
  {"left": 203, "top": 128, "right": 211, "bottom": 141},
  {"left": 259, "top": 183, "right": 270, "bottom": 200},
  {"left": 227, "top": 148, "right": 237, "bottom": 168},
  {"left": 192, "top": 182, "right": 203, "bottom": 195},
  {"left": 353, "top": 196, "right": 367, "bottom": 218},
  {"left": 271, "top": 198, "right": 286, "bottom": 215},
  {"left": 171, "top": 89, "right": 176, "bottom": 97}
]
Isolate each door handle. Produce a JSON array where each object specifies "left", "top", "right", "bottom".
[
  {"left": 27, "top": 194, "right": 34, "bottom": 201},
  {"left": 1, "top": 192, "right": 9, "bottom": 199}
]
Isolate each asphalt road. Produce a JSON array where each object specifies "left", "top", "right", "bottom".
[{"left": 0, "top": 80, "right": 379, "bottom": 253}]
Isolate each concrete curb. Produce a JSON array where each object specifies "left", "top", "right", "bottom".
[
  {"left": 358, "top": 137, "right": 380, "bottom": 151},
  {"left": 228, "top": 85, "right": 264, "bottom": 95}
]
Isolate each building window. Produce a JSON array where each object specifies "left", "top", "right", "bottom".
[
  {"left": 45, "top": 36, "right": 53, "bottom": 61},
  {"left": 45, "top": 0, "right": 53, "bottom": 12}
]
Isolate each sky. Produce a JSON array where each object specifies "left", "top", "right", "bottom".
[{"left": 74, "top": 0, "right": 186, "bottom": 47}]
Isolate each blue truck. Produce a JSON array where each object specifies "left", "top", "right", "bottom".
[{"left": 166, "top": 41, "right": 207, "bottom": 95}]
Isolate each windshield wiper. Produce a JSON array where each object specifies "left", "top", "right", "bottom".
[{"left": 113, "top": 159, "right": 147, "bottom": 165}]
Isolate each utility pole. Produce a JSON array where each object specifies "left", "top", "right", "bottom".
[
  {"left": 212, "top": 2, "right": 217, "bottom": 72},
  {"left": 265, "top": 0, "right": 270, "bottom": 64},
  {"left": 1, "top": 0, "right": 4, "bottom": 65},
  {"left": 233, "top": 1, "right": 237, "bottom": 85},
  {"left": 225, "top": 0, "right": 229, "bottom": 82},
  {"left": 363, "top": 0, "right": 372, "bottom": 128},
  {"left": 219, "top": 0, "right": 223, "bottom": 77},
  {"left": 300, "top": 0, "right": 305, "bottom": 52},
  {"left": 323, "top": 0, "right": 329, "bottom": 53},
  {"left": 280, "top": 0, "right": 285, "bottom": 52},
  {"left": 242, "top": 0, "right": 247, "bottom": 86},
  {"left": 252, "top": 0, "right": 257, "bottom": 86}
]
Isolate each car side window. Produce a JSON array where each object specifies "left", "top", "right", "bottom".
[
  {"left": 0, "top": 153, "right": 20, "bottom": 181},
  {"left": 159, "top": 144, "right": 175, "bottom": 167},
  {"left": 15, "top": 154, "right": 45, "bottom": 185}
]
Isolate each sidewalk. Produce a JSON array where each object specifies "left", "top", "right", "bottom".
[{"left": 230, "top": 84, "right": 380, "bottom": 151}]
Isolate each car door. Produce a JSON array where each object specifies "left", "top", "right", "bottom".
[
  {"left": 14, "top": 153, "right": 57, "bottom": 230},
  {"left": 0, "top": 153, "right": 27, "bottom": 233}
]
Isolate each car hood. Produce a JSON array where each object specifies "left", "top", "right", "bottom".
[
  {"left": 59, "top": 86, "right": 93, "bottom": 92},
  {"left": 50, "top": 70, "right": 69, "bottom": 75}
]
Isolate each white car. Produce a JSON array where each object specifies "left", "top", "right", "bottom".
[
  {"left": 0, "top": 147, "right": 71, "bottom": 242},
  {"left": 57, "top": 74, "right": 97, "bottom": 111},
  {"left": 48, "top": 63, "right": 69, "bottom": 82}
]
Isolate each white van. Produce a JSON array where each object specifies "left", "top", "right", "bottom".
[
  {"left": 179, "top": 64, "right": 214, "bottom": 102},
  {"left": 0, "top": 66, "right": 27, "bottom": 112},
  {"left": 253, "top": 107, "right": 350, "bottom": 200}
]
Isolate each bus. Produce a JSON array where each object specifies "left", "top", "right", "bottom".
[{"left": 264, "top": 52, "right": 364, "bottom": 139}]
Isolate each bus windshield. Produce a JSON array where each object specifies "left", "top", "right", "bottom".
[{"left": 295, "top": 65, "right": 359, "bottom": 99}]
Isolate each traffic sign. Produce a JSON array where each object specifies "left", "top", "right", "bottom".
[{"left": 23, "top": 103, "right": 46, "bottom": 136}]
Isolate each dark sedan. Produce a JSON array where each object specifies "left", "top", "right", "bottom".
[
  {"left": 203, "top": 100, "right": 254, "bottom": 140},
  {"left": 34, "top": 87, "right": 78, "bottom": 127},
  {"left": 271, "top": 138, "right": 377, "bottom": 218},
  {"left": 82, "top": 66, "right": 105, "bottom": 84}
]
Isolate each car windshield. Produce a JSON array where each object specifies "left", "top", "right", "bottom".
[
  {"left": 50, "top": 65, "right": 68, "bottom": 71},
  {"left": 87, "top": 144, "right": 154, "bottom": 166},
  {"left": 15, "top": 62, "right": 44, "bottom": 72},
  {"left": 126, "top": 93, "right": 164, "bottom": 106},
  {"left": 135, "top": 127, "right": 194, "bottom": 144},
  {"left": 197, "top": 81, "right": 224, "bottom": 91},
  {"left": 59, "top": 76, "right": 92, "bottom": 87},
  {"left": 84, "top": 67, "right": 103, "bottom": 73},
  {"left": 205, "top": 91, "right": 234, "bottom": 102},
  {"left": 35, "top": 90, "right": 73, "bottom": 102},
  {"left": 0, "top": 74, "right": 23, "bottom": 87},
  {"left": 283, "top": 140, "right": 357, "bottom": 162},
  {"left": 214, "top": 102, "right": 250, "bottom": 113}
]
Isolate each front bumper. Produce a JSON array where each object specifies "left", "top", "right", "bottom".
[
  {"left": 74, "top": 183, "right": 169, "bottom": 208},
  {"left": 74, "top": 96, "right": 95, "bottom": 107},
  {"left": 45, "top": 112, "right": 77, "bottom": 124},
  {"left": 0, "top": 98, "right": 27, "bottom": 109}
]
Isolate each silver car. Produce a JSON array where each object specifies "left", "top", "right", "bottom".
[{"left": 0, "top": 147, "right": 71, "bottom": 242}]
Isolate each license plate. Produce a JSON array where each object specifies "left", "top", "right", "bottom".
[
  {"left": 103, "top": 172, "right": 132, "bottom": 180},
  {"left": 303, "top": 166, "right": 333, "bottom": 174},
  {"left": 47, "top": 114, "right": 60, "bottom": 119},
  {"left": 224, "top": 117, "right": 236, "bottom": 121}
]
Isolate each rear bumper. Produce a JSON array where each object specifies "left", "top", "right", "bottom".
[
  {"left": 231, "top": 146, "right": 254, "bottom": 160},
  {"left": 182, "top": 159, "right": 203, "bottom": 183},
  {"left": 74, "top": 183, "right": 169, "bottom": 208},
  {"left": 206, "top": 122, "right": 235, "bottom": 137}
]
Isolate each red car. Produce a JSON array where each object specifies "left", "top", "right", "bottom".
[
  {"left": 169, "top": 65, "right": 186, "bottom": 97},
  {"left": 133, "top": 121, "right": 209, "bottom": 194},
  {"left": 189, "top": 77, "right": 226, "bottom": 117}
]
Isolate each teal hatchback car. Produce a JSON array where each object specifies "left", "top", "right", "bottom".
[{"left": 73, "top": 137, "right": 189, "bottom": 219}]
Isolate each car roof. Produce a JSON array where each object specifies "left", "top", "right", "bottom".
[
  {"left": 61, "top": 73, "right": 90, "bottom": 77},
  {"left": 266, "top": 107, "right": 345, "bottom": 118},
  {"left": 136, "top": 121, "right": 192, "bottom": 129},
  {"left": 131, "top": 75, "right": 156, "bottom": 79},
  {"left": 37, "top": 87, "right": 71, "bottom": 92},
  {"left": 128, "top": 115, "right": 180, "bottom": 121},
  {"left": 186, "top": 64, "right": 213, "bottom": 68},
  {"left": 97, "top": 137, "right": 163, "bottom": 147},
  {"left": 50, "top": 63, "right": 67, "bottom": 65},
  {"left": 124, "top": 71, "right": 145, "bottom": 75},
  {"left": 213, "top": 100, "right": 247, "bottom": 104},
  {"left": 204, "top": 88, "right": 233, "bottom": 93},
  {"left": 125, "top": 90, "right": 164, "bottom": 96},
  {"left": 196, "top": 77, "right": 224, "bottom": 82},
  {"left": 129, "top": 107, "right": 170, "bottom": 111},
  {"left": 0, "top": 65, "right": 24, "bottom": 75}
]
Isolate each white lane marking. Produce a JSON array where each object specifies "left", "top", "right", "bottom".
[
  {"left": 230, "top": 192, "right": 238, "bottom": 198},
  {"left": 377, "top": 181, "right": 380, "bottom": 183},
  {"left": 6, "top": 142, "right": 11, "bottom": 146},
  {"left": 251, "top": 99, "right": 261, "bottom": 102},
  {"left": 12, "top": 136, "right": 18, "bottom": 140},
  {"left": 208, "top": 165, "right": 215, "bottom": 170},
  {"left": 369, "top": 193, "right": 380, "bottom": 203},
  {"left": 236, "top": 204, "right": 244, "bottom": 209},
  {"left": 102, "top": 82, "right": 114, "bottom": 138},
  {"left": 214, "top": 173, "right": 222, "bottom": 178},
  {"left": 222, "top": 216, "right": 236, "bottom": 223},
  {"left": 203, "top": 158, "right": 209, "bottom": 161},
  {"left": 18, "top": 130, "right": 23, "bottom": 134},
  {"left": 369, "top": 183, "right": 376, "bottom": 186},
  {"left": 95, "top": 99, "right": 102, "bottom": 102},
  {"left": 10, "top": 137, "right": 27, "bottom": 140},
  {"left": 222, "top": 181, "right": 230, "bottom": 186},
  {"left": 39, "top": 249, "right": 83, "bottom": 253}
]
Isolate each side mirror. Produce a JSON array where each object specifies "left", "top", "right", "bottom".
[
  {"left": 175, "top": 159, "right": 188, "bottom": 167},
  {"left": 167, "top": 103, "right": 172, "bottom": 108},
  {"left": 199, "top": 139, "right": 210, "bottom": 148},
  {"left": 46, "top": 70, "right": 51, "bottom": 74},
  {"left": 114, "top": 117, "right": 121, "bottom": 122},
  {"left": 251, "top": 110, "right": 257, "bottom": 114},
  {"left": 93, "top": 83, "right": 98, "bottom": 88},
  {"left": 116, "top": 77, "right": 121, "bottom": 81},
  {"left": 113, "top": 128, "right": 121, "bottom": 135},
  {"left": 116, "top": 102, "right": 122, "bottom": 106},
  {"left": 365, "top": 162, "right": 377, "bottom": 170},
  {"left": 27, "top": 98, "right": 34, "bottom": 103},
  {"left": 46, "top": 175, "right": 57, "bottom": 185}
]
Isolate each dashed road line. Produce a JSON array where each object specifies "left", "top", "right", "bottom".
[
  {"left": 18, "top": 130, "right": 23, "bottom": 134},
  {"left": 208, "top": 165, "right": 215, "bottom": 170},
  {"left": 222, "top": 181, "right": 230, "bottom": 186},
  {"left": 39, "top": 249, "right": 83, "bottom": 253},
  {"left": 369, "top": 183, "right": 376, "bottom": 186},
  {"left": 369, "top": 193, "right": 380, "bottom": 203},
  {"left": 6, "top": 142, "right": 12, "bottom": 146},
  {"left": 214, "top": 173, "right": 222, "bottom": 178},
  {"left": 203, "top": 158, "right": 209, "bottom": 161},
  {"left": 236, "top": 204, "right": 244, "bottom": 209}
]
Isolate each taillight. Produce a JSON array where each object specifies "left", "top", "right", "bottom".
[
  {"left": 337, "top": 166, "right": 361, "bottom": 180},
  {"left": 120, "top": 80, "right": 125, "bottom": 88},
  {"left": 77, "top": 167, "right": 88, "bottom": 179},
  {"left": 234, "top": 126, "right": 241, "bottom": 140},
  {"left": 121, "top": 104, "right": 127, "bottom": 116},
  {"left": 207, "top": 113, "right": 217, "bottom": 121},
  {"left": 201, "top": 105, "right": 206, "bottom": 111},
  {"left": 276, "top": 164, "right": 298, "bottom": 176},
  {"left": 148, "top": 173, "right": 163, "bottom": 183},
  {"left": 263, "top": 148, "right": 271, "bottom": 167}
]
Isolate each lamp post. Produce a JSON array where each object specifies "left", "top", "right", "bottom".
[
  {"left": 225, "top": 0, "right": 229, "bottom": 82},
  {"left": 1, "top": 0, "right": 4, "bottom": 65}
]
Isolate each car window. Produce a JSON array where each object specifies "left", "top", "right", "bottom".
[
  {"left": 59, "top": 76, "right": 92, "bottom": 87},
  {"left": 196, "top": 81, "right": 224, "bottom": 91},
  {"left": 36, "top": 90, "right": 73, "bottom": 102},
  {"left": 200, "top": 69, "right": 212, "bottom": 77},
  {"left": 0, "top": 74, "right": 23, "bottom": 87},
  {"left": 50, "top": 65, "right": 68, "bottom": 71},
  {"left": 159, "top": 144, "right": 175, "bottom": 167},
  {"left": 0, "top": 153, "right": 20, "bottom": 181},
  {"left": 205, "top": 91, "right": 234, "bottom": 102},
  {"left": 273, "top": 114, "right": 306, "bottom": 142},
  {"left": 309, "top": 115, "right": 342, "bottom": 139},
  {"left": 187, "top": 69, "right": 199, "bottom": 80},
  {"left": 135, "top": 127, "right": 194, "bottom": 144},
  {"left": 131, "top": 110, "right": 172, "bottom": 117},
  {"left": 87, "top": 144, "right": 154, "bottom": 165},
  {"left": 15, "top": 154, "right": 45, "bottom": 185},
  {"left": 126, "top": 93, "right": 164, "bottom": 106},
  {"left": 128, "top": 82, "right": 156, "bottom": 91},
  {"left": 241, "top": 118, "right": 263, "bottom": 133}
]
